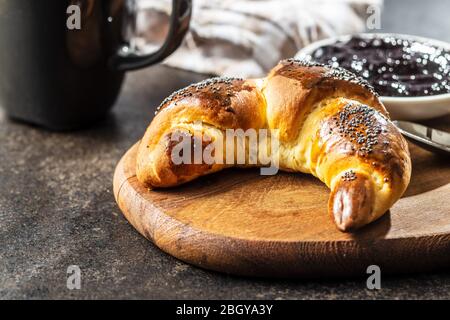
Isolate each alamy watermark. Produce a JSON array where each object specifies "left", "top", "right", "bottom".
[
  {"left": 65, "top": 4, "right": 383, "bottom": 31},
  {"left": 67, "top": 265, "right": 81, "bottom": 290},
  {"left": 66, "top": 5, "right": 81, "bottom": 30},
  {"left": 366, "top": 4, "right": 382, "bottom": 30},
  {"left": 366, "top": 265, "right": 381, "bottom": 290},
  {"left": 169, "top": 121, "right": 280, "bottom": 175}
]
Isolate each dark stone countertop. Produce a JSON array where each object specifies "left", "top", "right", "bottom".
[{"left": 0, "top": 0, "right": 449, "bottom": 299}]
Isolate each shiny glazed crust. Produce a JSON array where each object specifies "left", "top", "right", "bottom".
[{"left": 136, "top": 59, "right": 412, "bottom": 232}]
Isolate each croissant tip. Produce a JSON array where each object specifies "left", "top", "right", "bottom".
[
  {"left": 329, "top": 172, "right": 375, "bottom": 232},
  {"left": 334, "top": 214, "right": 361, "bottom": 232},
  {"left": 333, "top": 203, "right": 362, "bottom": 232}
]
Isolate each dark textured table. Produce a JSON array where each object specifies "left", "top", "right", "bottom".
[{"left": 1, "top": 0, "right": 449, "bottom": 299}]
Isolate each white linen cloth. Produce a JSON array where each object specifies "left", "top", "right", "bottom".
[{"left": 136, "top": 0, "right": 383, "bottom": 77}]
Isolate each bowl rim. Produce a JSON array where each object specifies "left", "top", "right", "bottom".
[{"left": 296, "top": 32, "right": 450, "bottom": 102}]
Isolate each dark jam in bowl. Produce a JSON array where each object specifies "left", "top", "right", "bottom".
[{"left": 309, "top": 35, "right": 450, "bottom": 97}]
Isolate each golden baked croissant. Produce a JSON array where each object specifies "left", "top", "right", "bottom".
[{"left": 136, "top": 59, "right": 412, "bottom": 232}]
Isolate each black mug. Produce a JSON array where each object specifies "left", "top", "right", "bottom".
[{"left": 0, "top": 0, "right": 191, "bottom": 130}]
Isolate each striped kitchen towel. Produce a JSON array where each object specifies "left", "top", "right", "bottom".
[{"left": 136, "top": 0, "right": 383, "bottom": 77}]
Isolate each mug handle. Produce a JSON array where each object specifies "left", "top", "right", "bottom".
[{"left": 112, "top": 0, "right": 192, "bottom": 71}]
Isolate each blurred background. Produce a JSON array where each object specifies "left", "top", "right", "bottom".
[{"left": 135, "top": 0, "right": 383, "bottom": 77}]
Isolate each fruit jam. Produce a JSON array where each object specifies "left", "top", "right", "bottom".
[{"left": 309, "top": 35, "right": 450, "bottom": 97}]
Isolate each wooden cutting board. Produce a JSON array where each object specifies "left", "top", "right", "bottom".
[{"left": 113, "top": 137, "right": 450, "bottom": 277}]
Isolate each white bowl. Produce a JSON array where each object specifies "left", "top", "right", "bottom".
[{"left": 295, "top": 33, "right": 450, "bottom": 121}]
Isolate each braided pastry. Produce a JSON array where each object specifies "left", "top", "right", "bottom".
[{"left": 136, "top": 60, "right": 411, "bottom": 231}]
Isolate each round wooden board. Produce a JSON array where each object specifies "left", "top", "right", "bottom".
[{"left": 113, "top": 141, "right": 450, "bottom": 278}]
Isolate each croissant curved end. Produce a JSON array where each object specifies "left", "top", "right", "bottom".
[{"left": 329, "top": 172, "right": 376, "bottom": 231}]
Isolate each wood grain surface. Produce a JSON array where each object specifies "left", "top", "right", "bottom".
[{"left": 113, "top": 135, "right": 450, "bottom": 277}]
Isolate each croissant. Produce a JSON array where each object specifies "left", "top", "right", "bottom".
[{"left": 136, "top": 59, "right": 412, "bottom": 232}]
